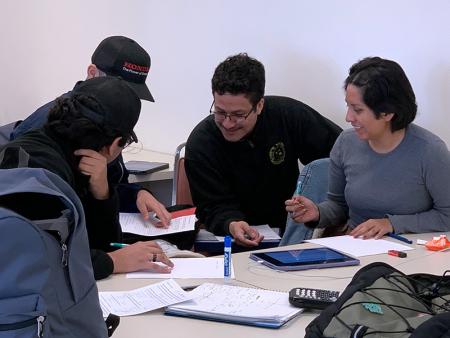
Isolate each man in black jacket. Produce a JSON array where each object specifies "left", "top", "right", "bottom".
[
  {"left": 1, "top": 77, "right": 173, "bottom": 279},
  {"left": 185, "top": 53, "right": 342, "bottom": 247},
  {"left": 10, "top": 35, "right": 171, "bottom": 226}
]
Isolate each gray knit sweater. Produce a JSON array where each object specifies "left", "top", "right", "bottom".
[{"left": 318, "top": 124, "right": 450, "bottom": 233}]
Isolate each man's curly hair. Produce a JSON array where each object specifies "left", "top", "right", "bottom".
[{"left": 212, "top": 53, "right": 265, "bottom": 105}]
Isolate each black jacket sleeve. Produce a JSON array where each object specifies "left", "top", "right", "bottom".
[
  {"left": 82, "top": 187, "right": 122, "bottom": 253},
  {"left": 91, "top": 249, "right": 114, "bottom": 280},
  {"left": 185, "top": 153, "right": 245, "bottom": 235},
  {"left": 185, "top": 120, "right": 246, "bottom": 235}
]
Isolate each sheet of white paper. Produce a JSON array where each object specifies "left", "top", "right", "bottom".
[
  {"left": 98, "top": 279, "right": 193, "bottom": 317},
  {"left": 167, "top": 283, "right": 302, "bottom": 321},
  {"left": 249, "top": 225, "right": 281, "bottom": 240},
  {"left": 119, "top": 213, "right": 195, "bottom": 236},
  {"left": 306, "top": 235, "right": 414, "bottom": 257},
  {"left": 127, "top": 258, "right": 235, "bottom": 279}
]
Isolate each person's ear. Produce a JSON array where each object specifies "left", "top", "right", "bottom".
[
  {"left": 255, "top": 98, "right": 265, "bottom": 116},
  {"left": 99, "top": 137, "right": 123, "bottom": 162},
  {"left": 87, "top": 64, "right": 99, "bottom": 80},
  {"left": 381, "top": 112, "right": 394, "bottom": 121}
]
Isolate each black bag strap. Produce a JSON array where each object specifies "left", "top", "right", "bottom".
[{"left": 105, "top": 313, "right": 120, "bottom": 337}]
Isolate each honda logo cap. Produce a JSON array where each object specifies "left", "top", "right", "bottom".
[
  {"left": 91, "top": 36, "right": 154, "bottom": 102},
  {"left": 72, "top": 76, "right": 141, "bottom": 143}
]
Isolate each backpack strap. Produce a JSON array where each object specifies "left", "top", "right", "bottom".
[
  {"left": 32, "top": 209, "right": 71, "bottom": 243},
  {"left": 0, "top": 146, "right": 30, "bottom": 168}
]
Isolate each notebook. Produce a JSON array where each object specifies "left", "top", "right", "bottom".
[
  {"left": 125, "top": 161, "right": 169, "bottom": 174},
  {"left": 165, "top": 283, "right": 303, "bottom": 328}
]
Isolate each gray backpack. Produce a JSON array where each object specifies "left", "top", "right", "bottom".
[
  {"left": 305, "top": 262, "right": 450, "bottom": 338},
  {"left": 0, "top": 167, "right": 109, "bottom": 338}
]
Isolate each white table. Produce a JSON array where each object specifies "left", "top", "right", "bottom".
[{"left": 97, "top": 232, "right": 450, "bottom": 338}]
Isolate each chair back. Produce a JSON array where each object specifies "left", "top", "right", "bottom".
[{"left": 171, "top": 142, "right": 193, "bottom": 206}]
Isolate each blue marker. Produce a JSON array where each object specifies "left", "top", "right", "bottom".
[
  {"left": 387, "top": 233, "right": 413, "bottom": 245},
  {"left": 224, "top": 236, "right": 232, "bottom": 279}
]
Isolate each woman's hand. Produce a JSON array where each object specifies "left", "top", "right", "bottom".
[
  {"left": 285, "top": 196, "right": 320, "bottom": 223},
  {"left": 350, "top": 218, "right": 393, "bottom": 239}
]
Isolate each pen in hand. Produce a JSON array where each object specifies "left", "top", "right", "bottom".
[
  {"left": 294, "top": 178, "right": 304, "bottom": 197},
  {"left": 290, "top": 178, "right": 304, "bottom": 215},
  {"left": 110, "top": 242, "right": 129, "bottom": 248}
]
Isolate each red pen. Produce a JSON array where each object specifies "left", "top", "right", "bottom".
[{"left": 388, "top": 250, "right": 407, "bottom": 258}]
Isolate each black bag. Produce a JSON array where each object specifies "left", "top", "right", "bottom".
[{"left": 305, "top": 262, "right": 450, "bottom": 338}]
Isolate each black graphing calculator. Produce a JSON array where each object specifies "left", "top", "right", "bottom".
[{"left": 289, "top": 287, "right": 340, "bottom": 310}]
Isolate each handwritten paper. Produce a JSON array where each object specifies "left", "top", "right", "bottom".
[
  {"left": 119, "top": 212, "right": 195, "bottom": 237},
  {"left": 306, "top": 235, "right": 414, "bottom": 257},
  {"left": 166, "top": 283, "right": 302, "bottom": 327},
  {"left": 98, "top": 279, "right": 193, "bottom": 317},
  {"left": 127, "top": 258, "right": 234, "bottom": 279}
]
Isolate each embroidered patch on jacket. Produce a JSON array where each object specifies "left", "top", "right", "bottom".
[{"left": 269, "top": 142, "right": 285, "bottom": 165}]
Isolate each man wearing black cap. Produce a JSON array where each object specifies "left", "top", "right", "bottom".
[
  {"left": 10, "top": 36, "right": 171, "bottom": 227},
  {"left": 1, "top": 76, "right": 174, "bottom": 279}
]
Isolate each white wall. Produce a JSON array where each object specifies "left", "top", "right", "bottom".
[{"left": 1, "top": 0, "right": 449, "bottom": 155}]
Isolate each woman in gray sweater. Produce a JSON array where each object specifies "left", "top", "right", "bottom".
[{"left": 286, "top": 57, "right": 450, "bottom": 239}]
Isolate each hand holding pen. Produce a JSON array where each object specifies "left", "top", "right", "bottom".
[{"left": 285, "top": 180, "right": 319, "bottom": 223}]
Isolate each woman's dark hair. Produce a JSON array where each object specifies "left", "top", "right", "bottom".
[
  {"left": 344, "top": 57, "right": 417, "bottom": 131},
  {"left": 44, "top": 94, "right": 132, "bottom": 150},
  {"left": 212, "top": 53, "right": 265, "bottom": 106}
]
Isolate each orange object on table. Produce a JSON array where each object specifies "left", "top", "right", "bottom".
[{"left": 425, "top": 235, "right": 450, "bottom": 251}]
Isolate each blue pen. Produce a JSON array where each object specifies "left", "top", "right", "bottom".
[
  {"left": 294, "top": 177, "right": 304, "bottom": 196},
  {"left": 387, "top": 233, "right": 413, "bottom": 245},
  {"left": 224, "top": 236, "right": 232, "bottom": 279},
  {"left": 110, "top": 242, "right": 129, "bottom": 248}
]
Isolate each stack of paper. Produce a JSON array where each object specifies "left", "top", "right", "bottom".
[
  {"left": 99, "top": 279, "right": 193, "bottom": 317},
  {"left": 306, "top": 235, "right": 414, "bottom": 257},
  {"left": 126, "top": 258, "right": 234, "bottom": 279},
  {"left": 165, "top": 283, "right": 302, "bottom": 328}
]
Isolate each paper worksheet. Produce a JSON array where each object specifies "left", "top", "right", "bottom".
[
  {"left": 119, "top": 212, "right": 195, "bottom": 237},
  {"left": 306, "top": 235, "right": 414, "bottom": 257},
  {"left": 166, "top": 283, "right": 302, "bottom": 328},
  {"left": 98, "top": 279, "right": 193, "bottom": 317},
  {"left": 127, "top": 258, "right": 235, "bottom": 279}
]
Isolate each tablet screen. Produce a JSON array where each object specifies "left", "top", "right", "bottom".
[{"left": 252, "top": 248, "right": 355, "bottom": 267}]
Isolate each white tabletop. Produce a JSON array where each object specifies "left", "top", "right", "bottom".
[{"left": 97, "top": 232, "right": 450, "bottom": 338}]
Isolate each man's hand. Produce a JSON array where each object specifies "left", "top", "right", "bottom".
[
  {"left": 136, "top": 190, "right": 171, "bottom": 227},
  {"left": 74, "top": 149, "right": 109, "bottom": 200},
  {"left": 108, "top": 241, "right": 174, "bottom": 274},
  {"left": 229, "top": 221, "right": 264, "bottom": 247},
  {"left": 285, "top": 195, "right": 319, "bottom": 223},
  {"left": 350, "top": 218, "right": 393, "bottom": 239}
]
